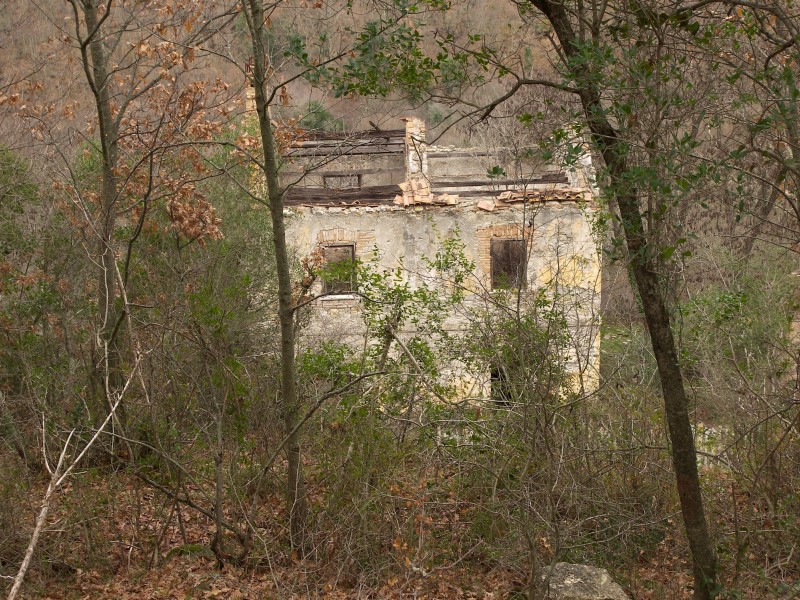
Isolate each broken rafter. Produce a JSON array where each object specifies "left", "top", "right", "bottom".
[
  {"left": 431, "top": 174, "right": 568, "bottom": 187},
  {"left": 284, "top": 184, "right": 401, "bottom": 206},
  {"left": 296, "top": 128, "right": 405, "bottom": 142},
  {"left": 284, "top": 184, "right": 587, "bottom": 209},
  {"left": 288, "top": 144, "right": 405, "bottom": 158}
]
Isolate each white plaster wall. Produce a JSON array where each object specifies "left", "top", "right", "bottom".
[{"left": 287, "top": 200, "right": 602, "bottom": 395}]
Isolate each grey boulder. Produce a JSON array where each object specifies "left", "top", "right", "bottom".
[{"left": 540, "top": 562, "right": 630, "bottom": 600}]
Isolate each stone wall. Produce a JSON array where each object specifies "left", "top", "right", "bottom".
[{"left": 287, "top": 199, "right": 601, "bottom": 395}]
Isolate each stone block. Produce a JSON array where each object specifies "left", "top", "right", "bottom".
[{"left": 541, "top": 563, "right": 629, "bottom": 600}]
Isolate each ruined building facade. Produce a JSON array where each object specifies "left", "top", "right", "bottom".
[{"left": 283, "top": 118, "right": 601, "bottom": 397}]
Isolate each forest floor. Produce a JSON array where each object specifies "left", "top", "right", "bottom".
[
  {"left": 33, "top": 555, "right": 699, "bottom": 600},
  {"left": 10, "top": 470, "right": 787, "bottom": 599},
  {"left": 20, "top": 494, "right": 699, "bottom": 599}
]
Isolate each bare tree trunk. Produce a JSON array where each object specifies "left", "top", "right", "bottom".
[
  {"left": 7, "top": 455, "right": 61, "bottom": 600},
  {"left": 242, "top": 0, "right": 308, "bottom": 554},
  {"left": 78, "top": 0, "right": 119, "bottom": 343},
  {"left": 741, "top": 165, "right": 785, "bottom": 257},
  {"left": 527, "top": 1, "right": 717, "bottom": 596},
  {"left": 70, "top": 0, "right": 124, "bottom": 423},
  {"left": 623, "top": 218, "right": 718, "bottom": 598},
  {"left": 211, "top": 392, "right": 225, "bottom": 564},
  {"left": 8, "top": 363, "right": 129, "bottom": 600}
]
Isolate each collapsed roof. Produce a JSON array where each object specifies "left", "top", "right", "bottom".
[{"left": 282, "top": 118, "right": 593, "bottom": 209}]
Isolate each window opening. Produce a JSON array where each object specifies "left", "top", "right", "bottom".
[
  {"left": 490, "top": 238, "right": 526, "bottom": 289},
  {"left": 490, "top": 365, "right": 512, "bottom": 405},
  {"left": 322, "top": 244, "right": 356, "bottom": 294}
]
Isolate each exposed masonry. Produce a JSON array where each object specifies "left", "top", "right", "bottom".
[
  {"left": 283, "top": 118, "right": 602, "bottom": 396},
  {"left": 476, "top": 224, "right": 530, "bottom": 279}
]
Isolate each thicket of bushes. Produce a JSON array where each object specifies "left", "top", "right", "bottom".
[{"left": 2, "top": 140, "right": 799, "bottom": 597}]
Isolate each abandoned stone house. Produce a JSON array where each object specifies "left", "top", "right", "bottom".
[{"left": 282, "top": 118, "right": 601, "bottom": 396}]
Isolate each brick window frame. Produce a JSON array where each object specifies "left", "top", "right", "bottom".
[
  {"left": 490, "top": 238, "right": 527, "bottom": 290},
  {"left": 321, "top": 243, "right": 356, "bottom": 294},
  {"left": 476, "top": 223, "right": 531, "bottom": 290},
  {"left": 315, "top": 228, "right": 376, "bottom": 298}
]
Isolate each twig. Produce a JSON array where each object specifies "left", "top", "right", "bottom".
[
  {"left": 7, "top": 348, "right": 140, "bottom": 600},
  {"left": 7, "top": 430, "right": 74, "bottom": 600}
]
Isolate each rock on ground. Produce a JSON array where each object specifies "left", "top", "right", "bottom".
[{"left": 542, "top": 562, "right": 630, "bottom": 600}]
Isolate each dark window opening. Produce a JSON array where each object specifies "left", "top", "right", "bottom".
[
  {"left": 323, "top": 174, "right": 361, "bottom": 189},
  {"left": 490, "top": 365, "right": 512, "bottom": 405},
  {"left": 491, "top": 238, "right": 527, "bottom": 290},
  {"left": 322, "top": 244, "right": 356, "bottom": 294}
]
